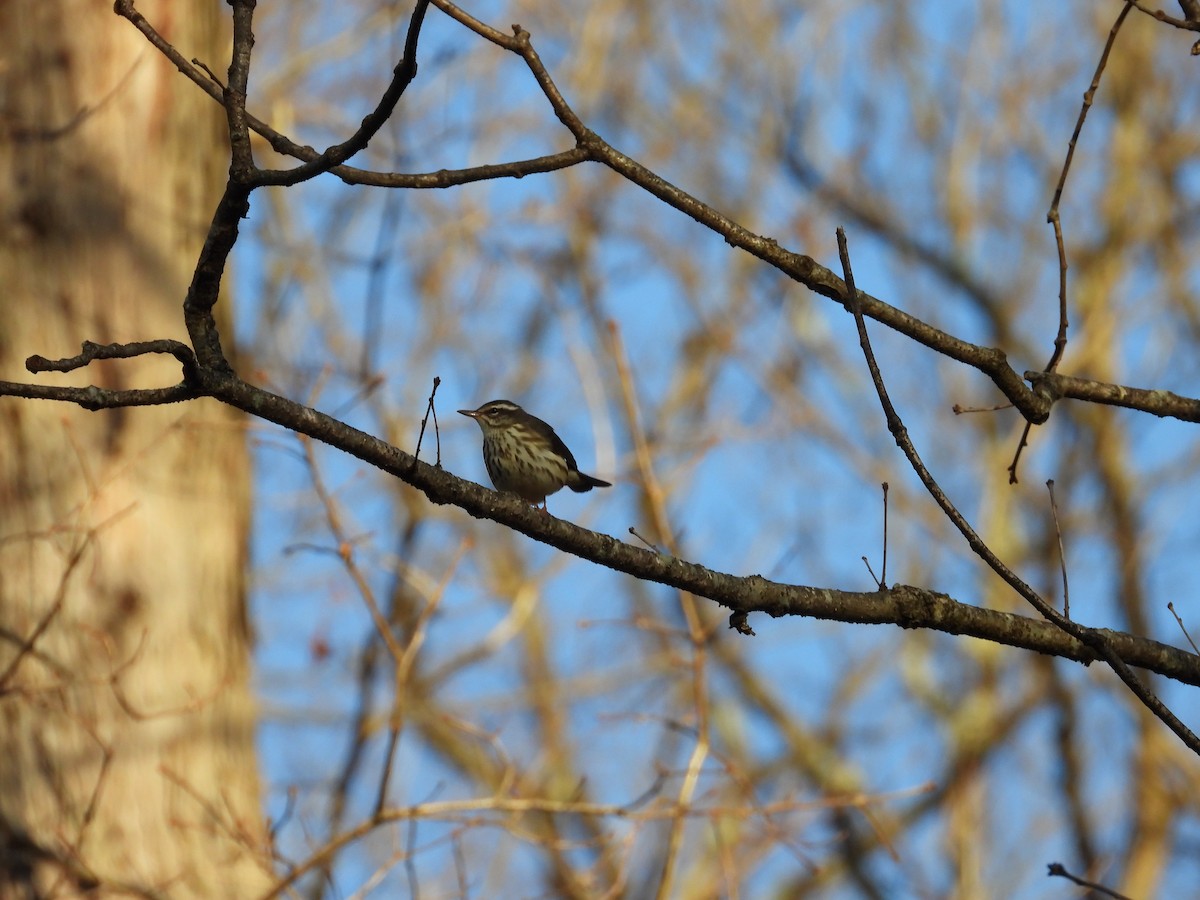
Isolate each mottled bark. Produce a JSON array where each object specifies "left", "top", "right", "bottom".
[{"left": 0, "top": 2, "right": 270, "bottom": 896}]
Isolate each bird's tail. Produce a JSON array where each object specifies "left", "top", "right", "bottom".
[{"left": 568, "top": 472, "right": 611, "bottom": 493}]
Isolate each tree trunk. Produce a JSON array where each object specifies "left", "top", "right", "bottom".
[{"left": 0, "top": 2, "right": 271, "bottom": 896}]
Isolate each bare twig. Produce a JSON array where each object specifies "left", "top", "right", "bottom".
[
  {"left": 881, "top": 482, "right": 889, "bottom": 589},
  {"left": 861, "top": 556, "right": 880, "bottom": 588},
  {"left": 1046, "top": 480, "right": 1070, "bottom": 618},
  {"left": 1012, "top": 1, "right": 1137, "bottom": 483},
  {"left": 859, "top": 482, "right": 889, "bottom": 590},
  {"left": 1167, "top": 602, "right": 1200, "bottom": 655},
  {"left": 404, "top": 816, "right": 420, "bottom": 900},
  {"left": 1129, "top": 0, "right": 1200, "bottom": 29},
  {"left": 1046, "top": 862, "right": 1134, "bottom": 900},
  {"left": 269, "top": 786, "right": 298, "bottom": 841},
  {"left": 413, "top": 377, "right": 442, "bottom": 466},
  {"left": 627, "top": 527, "right": 663, "bottom": 553},
  {"left": 0, "top": 379, "right": 198, "bottom": 410},
  {"left": 26, "top": 339, "right": 197, "bottom": 378},
  {"left": 953, "top": 401, "right": 1014, "bottom": 414},
  {"left": 1044, "top": 667, "right": 1097, "bottom": 874},
  {"left": 6, "top": 55, "right": 144, "bottom": 143},
  {"left": 1045, "top": 1, "right": 1135, "bottom": 369}
]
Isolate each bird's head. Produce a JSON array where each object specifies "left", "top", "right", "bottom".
[{"left": 458, "top": 399, "right": 525, "bottom": 432}]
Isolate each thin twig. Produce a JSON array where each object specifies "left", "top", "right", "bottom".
[
  {"left": 1046, "top": 480, "right": 1071, "bottom": 618},
  {"left": 413, "top": 376, "right": 442, "bottom": 465},
  {"left": 881, "top": 482, "right": 889, "bottom": 589},
  {"left": 0, "top": 508, "right": 138, "bottom": 691},
  {"left": 953, "top": 401, "right": 1014, "bottom": 414},
  {"left": 1167, "top": 602, "right": 1200, "bottom": 655},
  {"left": 861, "top": 557, "right": 880, "bottom": 588},
  {"left": 269, "top": 786, "right": 298, "bottom": 841},
  {"left": 0, "top": 540, "right": 90, "bottom": 690},
  {"left": 26, "top": 339, "right": 197, "bottom": 378},
  {"left": 1046, "top": 862, "right": 1134, "bottom": 900},
  {"left": 1045, "top": 0, "right": 1135, "bottom": 366},
  {"left": 7, "top": 55, "right": 144, "bottom": 142},
  {"left": 627, "top": 527, "right": 662, "bottom": 553},
  {"left": 1128, "top": 0, "right": 1200, "bottom": 29},
  {"left": 0, "top": 379, "right": 198, "bottom": 410},
  {"left": 1012, "top": 1, "right": 1137, "bottom": 483}
]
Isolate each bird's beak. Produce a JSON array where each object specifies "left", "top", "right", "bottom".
[{"left": 457, "top": 408, "right": 478, "bottom": 418}]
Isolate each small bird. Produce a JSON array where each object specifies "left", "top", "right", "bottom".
[{"left": 458, "top": 399, "right": 610, "bottom": 509}]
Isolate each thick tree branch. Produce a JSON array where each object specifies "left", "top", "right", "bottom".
[
  {"left": 17, "top": 338, "right": 1197, "bottom": 685},
  {"left": 0, "top": 381, "right": 195, "bottom": 409},
  {"left": 1027, "top": 371, "right": 1200, "bottom": 421},
  {"left": 17, "top": 352, "right": 1192, "bottom": 687},
  {"left": 185, "top": 374, "right": 1200, "bottom": 691}
]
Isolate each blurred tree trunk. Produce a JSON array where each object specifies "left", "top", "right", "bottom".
[{"left": 0, "top": 1, "right": 271, "bottom": 896}]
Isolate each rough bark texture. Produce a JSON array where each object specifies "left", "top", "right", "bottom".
[{"left": 0, "top": 2, "right": 271, "bottom": 896}]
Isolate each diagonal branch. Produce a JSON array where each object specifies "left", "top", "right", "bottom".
[
  {"left": 427, "top": 2, "right": 1053, "bottom": 425},
  {"left": 172, "top": 367, "right": 1200, "bottom": 690},
  {"left": 835, "top": 226, "right": 1200, "bottom": 755}
]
